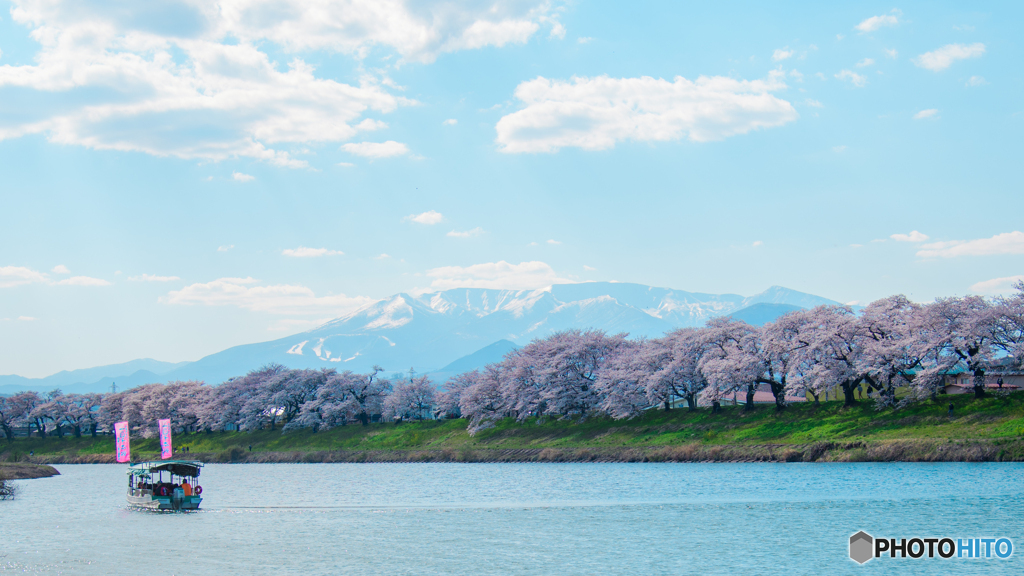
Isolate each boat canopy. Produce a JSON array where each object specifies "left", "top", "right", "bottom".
[{"left": 127, "top": 460, "right": 203, "bottom": 477}]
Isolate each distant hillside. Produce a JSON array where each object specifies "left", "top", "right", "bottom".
[
  {"left": 428, "top": 339, "right": 519, "bottom": 385},
  {"left": 3, "top": 283, "right": 841, "bottom": 391},
  {"left": 728, "top": 303, "right": 803, "bottom": 326},
  {"left": 0, "top": 359, "right": 190, "bottom": 396}
]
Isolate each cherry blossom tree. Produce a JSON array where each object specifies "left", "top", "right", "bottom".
[
  {"left": 643, "top": 328, "right": 709, "bottom": 411},
  {"left": 993, "top": 281, "right": 1024, "bottom": 366},
  {"left": 596, "top": 339, "right": 651, "bottom": 419},
  {"left": 459, "top": 364, "right": 508, "bottom": 434},
  {"left": 920, "top": 296, "right": 997, "bottom": 399},
  {"left": 788, "top": 305, "right": 867, "bottom": 406},
  {"left": 699, "top": 318, "right": 758, "bottom": 411},
  {"left": 384, "top": 376, "right": 436, "bottom": 421},
  {"left": 0, "top": 392, "right": 38, "bottom": 441}
]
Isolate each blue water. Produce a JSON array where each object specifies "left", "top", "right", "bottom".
[{"left": 2, "top": 463, "right": 1022, "bottom": 574}]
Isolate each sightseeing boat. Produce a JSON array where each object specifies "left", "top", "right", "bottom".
[{"left": 126, "top": 460, "right": 204, "bottom": 511}]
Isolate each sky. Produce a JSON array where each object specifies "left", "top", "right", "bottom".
[{"left": 1, "top": 1, "right": 1022, "bottom": 378}]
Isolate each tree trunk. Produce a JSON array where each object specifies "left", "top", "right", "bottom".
[
  {"left": 973, "top": 368, "right": 986, "bottom": 399},
  {"left": 73, "top": 425, "right": 82, "bottom": 438},
  {"left": 712, "top": 401, "right": 721, "bottom": 413},
  {"left": 91, "top": 423, "right": 97, "bottom": 437},
  {"left": 745, "top": 384, "right": 756, "bottom": 411},
  {"left": 686, "top": 394, "right": 697, "bottom": 411},
  {"left": 771, "top": 381, "right": 787, "bottom": 411},
  {"left": 663, "top": 399, "right": 671, "bottom": 411},
  {"left": 842, "top": 381, "right": 857, "bottom": 407}
]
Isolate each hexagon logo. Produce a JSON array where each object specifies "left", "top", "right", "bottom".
[{"left": 850, "top": 531, "right": 874, "bottom": 565}]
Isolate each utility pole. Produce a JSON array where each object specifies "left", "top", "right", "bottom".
[{"left": 110, "top": 382, "right": 117, "bottom": 393}]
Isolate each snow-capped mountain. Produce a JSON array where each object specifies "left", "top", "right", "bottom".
[{"left": 161, "top": 282, "right": 839, "bottom": 384}]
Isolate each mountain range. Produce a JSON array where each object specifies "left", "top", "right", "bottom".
[{"left": 1, "top": 282, "right": 839, "bottom": 394}]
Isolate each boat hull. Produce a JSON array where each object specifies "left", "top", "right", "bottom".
[{"left": 127, "top": 491, "right": 202, "bottom": 511}]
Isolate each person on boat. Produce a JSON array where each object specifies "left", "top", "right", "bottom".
[{"left": 182, "top": 480, "right": 192, "bottom": 497}]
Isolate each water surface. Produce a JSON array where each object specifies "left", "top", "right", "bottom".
[{"left": 2, "top": 463, "right": 1021, "bottom": 574}]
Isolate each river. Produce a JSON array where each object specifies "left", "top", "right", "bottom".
[{"left": 2, "top": 462, "right": 1021, "bottom": 574}]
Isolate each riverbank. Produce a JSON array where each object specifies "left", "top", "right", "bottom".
[
  {"left": 0, "top": 462, "right": 61, "bottom": 479},
  {"left": 5, "top": 393, "right": 1024, "bottom": 464}
]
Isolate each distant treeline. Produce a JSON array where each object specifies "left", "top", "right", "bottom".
[{"left": 2, "top": 285, "right": 1023, "bottom": 439}]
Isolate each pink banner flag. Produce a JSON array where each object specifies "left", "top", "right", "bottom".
[
  {"left": 114, "top": 421, "right": 130, "bottom": 463},
  {"left": 158, "top": 419, "right": 172, "bottom": 460}
]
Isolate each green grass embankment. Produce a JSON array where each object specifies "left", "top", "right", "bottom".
[{"left": 6, "top": 393, "right": 1024, "bottom": 464}]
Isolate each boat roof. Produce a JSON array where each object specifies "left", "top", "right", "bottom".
[{"left": 127, "top": 460, "right": 204, "bottom": 476}]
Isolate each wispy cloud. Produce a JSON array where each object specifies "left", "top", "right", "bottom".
[
  {"left": 855, "top": 10, "right": 901, "bottom": 33},
  {"left": 890, "top": 231, "right": 929, "bottom": 242},
  {"left": 855, "top": 58, "right": 875, "bottom": 68},
  {"left": 804, "top": 99, "right": 824, "bottom": 108},
  {"left": 884, "top": 48, "right": 898, "bottom": 59},
  {"left": 772, "top": 48, "right": 794, "bottom": 61},
  {"left": 495, "top": 72, "right": 798, "bottom": 153},
  {"left": 834, "top": 70, "right": 867, "bottom": 87},
  {"left": 752, "top": 240, "right": 763, "bottom": 247},
  {"left": 447, "top": 228, "right": 484, "bottom": 238},
  {"left": 577, "top": 37, "right": 593, "bottom": 44},
  {"left": 18, "top": 316, "right": 37, "bottom": 321},
  {"left": 54, "top": 276, "right": 111, "bottom": 286},
  {"left": 425, "top": 261, "right": 572, "bottom": 291},
  {"left": 0, "top": 266, "right": 49, "bottom": 288},
  {"left": 374, "top": 253, "right": 392, "bottom": 260},
  {"left": 443, "top": 119, "right": 458, "bottom": 126},
  {"left": 970, "top": 275, "right": 1024, "bottom": 296},
  {"left": 341, "top": 141, "right": 409, "bottom": 158},
  {"left": 282, "top": 247, "right": 344, "bottom": 258},
  {"left": 405, "top": 210, "right": 444, "bottom": 225},
  {"left": 913, "top": 109, "right": 939, "bottom": 120},
  {"left": 546, "top": 239, "right": 561, "bottom": 245},
  {"left": 233, "top": 172, "right": 255, "bottom": 182},
  {"left": 914, "top": 43, "right": 986, "bottom": 72},
  {"left": 218, "top": 245, "right": 235, "bottom": 252},
  {"left": 917, "top": 231, "right": 1024, "bottom": 258},
  {"left": 163, "top": 277, "right": 374, "bottom": 316},
  {"left": 129, "top": 273, "right": 181, "bottom": 282},
  {"left": 583, "top": 265, "right": 597, "bottom": 271},
  {"left": 966, "top": 76, "right": 987, "bottom": 87},
  {"left": 51, "top": 265, "right": 70, "bottom": 274}
]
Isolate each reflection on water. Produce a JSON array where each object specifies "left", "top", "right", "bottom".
[{"left": 2, "top": 463, "right": 1022, "bottom": 575}]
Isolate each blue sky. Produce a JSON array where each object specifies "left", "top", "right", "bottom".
[{"left": 1, "top": 1, "right": 1022, "bottom": 377}]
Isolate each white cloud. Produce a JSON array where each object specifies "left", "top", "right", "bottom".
[
  {"left": 752, "top": 240, "right": 763, "bottom": 247},
  {"left": 884, "top": 48, "right": 898, "bottom": 59},
  {"left": 966, "top": 76, "right": 987, "bottom": 87},
  {"left": 51, "top": 264, "right": 70, "bottom": 274},
  {"left": 913, "top": 109, "right": 939, "bottom": 120},
  {"left": 917, "top": 231, "right": 1024, "bottom": 258},
  {"left": 18, "top": 316, "right": 37, "bottom": 321},
  {"left": 129, "top": 273, "right": 181, "bottom": 282},
  {"left": 834, "top": 70, "right": 867, "bottom": 87},
  {"left": 546, "top": 239, "right": 561, "bottom": 245},
  {"left": 233, "top": 172, "right": 255, "bottom": 182},
  {"left": 890, "top": 231, "right": 929, "bottom": 242},
  {"left": 855, "top": 58, "right": 875, "bottom": 68},
  {"left": 850, "top": 244, "right": 863, "bottom": 248},
  {"left": 577, "top": 37, "right": 593, "bottom": 44},
  {"left": 772, "top": 48, "right": 794, "bottom": 62},
  {"left": 914, "top": 43, "right": 986, "bottom": 72},
  {"left": 217, "top": 245, "right": 235, "bottom": 252},
  {"left": 0, "top": 266, "right": 49, "bottom": 288},
  {"left": 855, "top": 10, "right": 901, "bottom": 33},
  {"left": 54, "top": 276, "right": 111, "bottom": 286},
  {"left": 970, "top": 275, "right": 1024, "bottom": 296},
  {"left": 549, "top": 22, "right": 566, "bottom": 39},
  {"left": 341, "top": 140, "right": 409, "bottom": 158},
  {"left": 495, "top": 72, "right": 798, "bottom": 153},
  {"left": 0, "top": 1, "right": 559, "bottom": 167},
  {"left": 426, "top": 261, "right": 572, "bottom": 290},
  {"left": 832, "top": 145, "right": 847, "bottom": 152},
  {"left": 405, "top": 210, "right": 444, "bottom": 225},
  {"left": 443, "top": 118, "right": 458, "bottom": 126},
  {"left": 583, "top": 265, "right": 596, "bottom": 271},
  {"left": 282, "top": 247, "right": 343, "bottom": 258},
  {"left": 788, "top": 69, "right": 803, "bottom": 82},
  {"left": 447, "top": 227, "right": 484, "bottom": 238},
  {"left": 374, "top": 253, "right": 391, "bottom": 260},
  {"left": 162, "top": 277, "right": 374, "bottom": 316},
  {"left": 804, "top": 99, "right": 823, "bottom": 108}
]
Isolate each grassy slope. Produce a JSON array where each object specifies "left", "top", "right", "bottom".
[{"left": 5, "top": 393, "right": 1024, "bottom": 463}]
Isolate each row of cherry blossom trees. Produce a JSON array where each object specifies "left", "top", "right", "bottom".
[{"left": 2, "top": 285, "right": 1022, "bottom": 439}]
